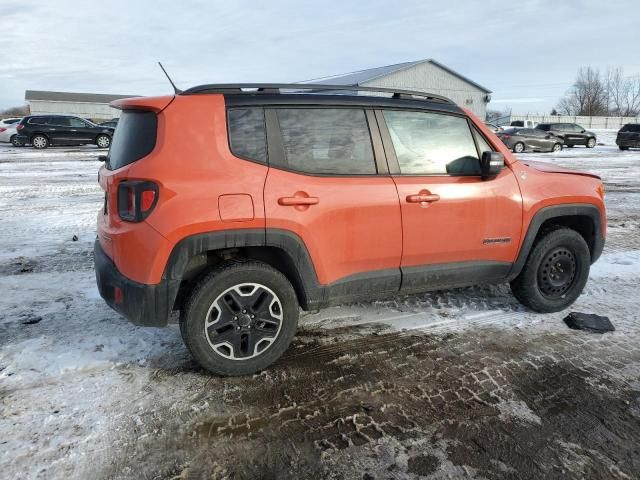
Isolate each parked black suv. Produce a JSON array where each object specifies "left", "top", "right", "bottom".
[
  {"left": 15, "top": 115, "right": 114, "bottom": 149},
  {"left": 616, "top": 124, "right": 640, "bottom": 150},
  {"left": 535, "top": 123, "right": 596, "bottom": 148}
]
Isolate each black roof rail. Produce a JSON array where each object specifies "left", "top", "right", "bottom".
[{"left": 180, "top": 83, "right": 454, "bottom": 104}]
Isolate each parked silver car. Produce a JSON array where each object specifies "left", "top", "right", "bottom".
[{"left": 496, "top": 127, "right": 563, "bottom": 153}]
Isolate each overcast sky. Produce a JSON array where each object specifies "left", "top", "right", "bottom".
[{"left": 1, "top": 0, "right": 638, "bottom": 114}]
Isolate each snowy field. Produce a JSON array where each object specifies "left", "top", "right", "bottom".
[{"left": 1, "top": 131, "right": 640, "bottom": 479}]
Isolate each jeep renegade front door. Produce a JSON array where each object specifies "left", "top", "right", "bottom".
[{"left": 377, "top": 109, "right": 523, "bottom": 292}]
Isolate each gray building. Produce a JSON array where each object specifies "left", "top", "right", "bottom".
[
  {"left": 25, "top": 90, "right": 138, "bottom": 121},
  {"left": 312, "top": 59, "right": 492, "bottom": 118}
]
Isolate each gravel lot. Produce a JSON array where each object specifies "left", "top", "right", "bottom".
[{"left": 1, "top": 132, "right": 639, "bottom": 479}]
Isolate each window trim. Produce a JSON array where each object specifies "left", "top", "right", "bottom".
[
  {"left": 226, "top": 106, "right": 269, "bottom": 166},
  {"left": 265, "top": 106, "right": 382, "bottom": 177},
  {"left": 375, "top": 108, "right": 485, "bottom": 178}
]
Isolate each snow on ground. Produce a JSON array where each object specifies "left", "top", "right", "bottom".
[{"left": 1, "top": 133, "right": 640, "bottom": 479}]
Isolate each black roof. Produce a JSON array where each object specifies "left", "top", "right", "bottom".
[{"left": 183, "top": 83, "right": 461, "bottom": 114}]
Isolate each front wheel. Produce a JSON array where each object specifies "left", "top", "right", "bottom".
[
  {"left": 513, "top": 142, "right": 525, "bottom": 153},
  {"left": 552, "top": 143, "right": 563, "bottom": 152},
  {"left": 510, "top": 228, "right": 590, "bottom": 313},
  {"left": 96, "top": 134, "right": 111, "bottom": 149},
  {"left": 180, "top": 261, "right": 299, "bottom": 376},
  {"left": 586, "top": 138, "right": 596, "bottom": 148}
]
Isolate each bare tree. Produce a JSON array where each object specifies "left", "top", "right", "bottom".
[
  {"left": 606, "top": 67, "right": 640, "bottom": 116},
  {"left": 0, "top": 105, "right": 30, "bottom": 117},
  {"left": 557, "top": 67, "right": 608, "bottom": 116}
]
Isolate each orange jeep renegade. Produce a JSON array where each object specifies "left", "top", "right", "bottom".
[{"left": 95, "top": 84, "right": 606, "bottom": 375}]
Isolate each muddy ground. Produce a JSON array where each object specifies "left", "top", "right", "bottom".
[{"left": 1, "top": 135, "right": 640, "bottom": 479}]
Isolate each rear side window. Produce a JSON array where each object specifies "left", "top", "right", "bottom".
[
  {"left": 227, "top": 108, "right": 267, "bottom": 163},
  {"left": 28, "top": 117, "right": 47, "bottom": 125},
  {"left": 537, "top": 124, "right": 550, "bottom": 131},
  {"left": 47, "top": 117, "right": 70, "bottom": 126},
  {"left": 621, "top": 124, "right": 640, "bottom": 133},
  {"left": 383, "top": 110, "right": 481, "bottom": 175},
  {"left": 275, "top": 108, "right": 375, "bottom": 175},
  {"left": 107, "top": 111, "right": 157, "bottom": 170}
]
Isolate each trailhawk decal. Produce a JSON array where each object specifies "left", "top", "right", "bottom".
[{"left": 483, "top": 237, "right": 512, "bottom": 245}]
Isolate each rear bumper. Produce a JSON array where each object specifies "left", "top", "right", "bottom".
[{"left": 94, "top": 240, "right": 175, "bottom": 327}]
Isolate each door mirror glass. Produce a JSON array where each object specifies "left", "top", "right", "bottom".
[{"left": 480, "top": 151, "right": 504, "bottom": 179}]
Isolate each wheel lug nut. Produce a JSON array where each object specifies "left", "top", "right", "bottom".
[
  {"left": 236, "top": 326, "right": 241, "bottom": 330},
  {"left": 251, "top": 314, "right": 255, "bottom": 318},
  {"left": 242, "top": 309, "right": 247, "bottom": 313}
]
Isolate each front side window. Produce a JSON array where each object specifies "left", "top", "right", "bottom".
[
  {"left": 473, "top": 128, "right": 494, "bottom": 154},
  {"left": 227, "top": 108, "right": 267, "bottom": 164},
  {"left": 383, "top": 110, "right": 481, "bottom": 175},
  {"left": 276, "top": 108, "right": 376, "bottom": 175}
]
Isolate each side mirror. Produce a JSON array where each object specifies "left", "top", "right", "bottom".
[
  {"left": 98, "top": 155, "right": 107, "bottom": 162},
  {"left": 480, "top": 151, "right": 504, "bottom": 179}
]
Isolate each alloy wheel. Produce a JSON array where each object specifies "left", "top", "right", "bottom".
[
  {"left": 204, "top": 283, "right": 283, "bottom": 360},
  {"left": 97, "top": 135, "right": 110, "bottom": 148}
]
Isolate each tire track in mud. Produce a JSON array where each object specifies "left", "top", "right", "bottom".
[{"left": 102, "top": 319, "right": 640, "bottom": 480}]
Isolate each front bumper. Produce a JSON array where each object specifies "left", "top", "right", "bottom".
[{"left": 94, "top": 240, "right": 175, "bottom": 327}]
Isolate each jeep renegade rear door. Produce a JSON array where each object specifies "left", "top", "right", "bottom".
[{"left": 264, "top": 107, "right": 402, "bottom": 291}]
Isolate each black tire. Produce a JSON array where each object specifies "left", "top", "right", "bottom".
[
  {"left": 96, "top": 134, "right": 111, "bottom": 149},
  {"left": 586, "top": 137, "right": 596, "bottom": 148},
  {"left": 10, "top": 135, "right": 22, "bottom": 147},
  {"left": 32, "top": 134, "right": 48, "bottom": 149},
  {"left": 513, "top": 142, "right": 525, "bottom": 154},
  {"left": 552, "top": 143, "right": 562, "bottom": 152},
  {"left": 619, "top": 146, "right": 628, "bottom": 151},
  {"left": 180, "top": 261, "right": 299, "bottom": 376},
  {"left": 510, "top": 228, "right": 590, "bottom": 313}
]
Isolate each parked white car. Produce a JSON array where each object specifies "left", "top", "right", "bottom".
[{"left": 0, "top": 118, "right": 23, "bottom": 146}]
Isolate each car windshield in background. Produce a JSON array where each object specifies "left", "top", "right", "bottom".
[{"left": 107, "top": 111, "right": 157, "bottom": 170}]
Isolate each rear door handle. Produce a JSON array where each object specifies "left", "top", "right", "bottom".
[
  {"left": 406, "top": 193, "right": 440, "bottom": 203},
  {"left": 278, "top": 196, "right": 319, "bottom": 206}
]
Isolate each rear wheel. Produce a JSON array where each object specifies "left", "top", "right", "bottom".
[
  {"left": 96, "top": 134, "right": 111, "bottom": 149},
  {"left": 586, "top": 138, "right": 596, "bottom": 148},
  {"left": 180, "top": 261, "right": 299, "bottom": 376},
  {"left": 32, "top": 134, "right": 48, "bottom": 149},
  {"left": 619, "top": 146, "right": 628, "bottom": 151},
  {"left": 10, "top": 135, "right": 22, "bottom": 147},
  {"left": 552, "top": 143, "right": 562, "bottom": 152},
  {"left": 513, "top": 142, "right": 525, "bottom": 153},
  {"left": 510, "top": 228, "right": 590, "bottom": 313}
]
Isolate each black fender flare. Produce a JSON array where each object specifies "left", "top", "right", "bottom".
[
  {"left": 163, "top": 228, "right": 322, "bottom": 311},
  {"left": 508, "top": 203, "right": 604, "bottom": 280}
]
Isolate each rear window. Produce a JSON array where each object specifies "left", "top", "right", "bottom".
[
  {"left": 227, "top": 108, "right": 267, "bottom": 163},
  {"left": 107, "top": 111, "right": 157, "bottom": 170},
  {"left": 621, "top": 124, "right": 640, "bottom": 133}
]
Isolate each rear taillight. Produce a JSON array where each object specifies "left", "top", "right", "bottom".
[
  {"left": 16, "top": 124, "right": 24, "bottom": 131},
  {"left": 117, "top": 180, "right": 158, "bottom": 222},
  {"left": 500, "top": 134, "right": 511, "bottom": 139},
  {"left": 0, "top": 128, "right": 6, "bottom": 133}
]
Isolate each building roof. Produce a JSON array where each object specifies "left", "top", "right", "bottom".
[
  {"left": 25, "top": 90, "right": 139, "bottom": 104},
  {"left": 308, "top": 59, "right": 491, "bottom": 93}
]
